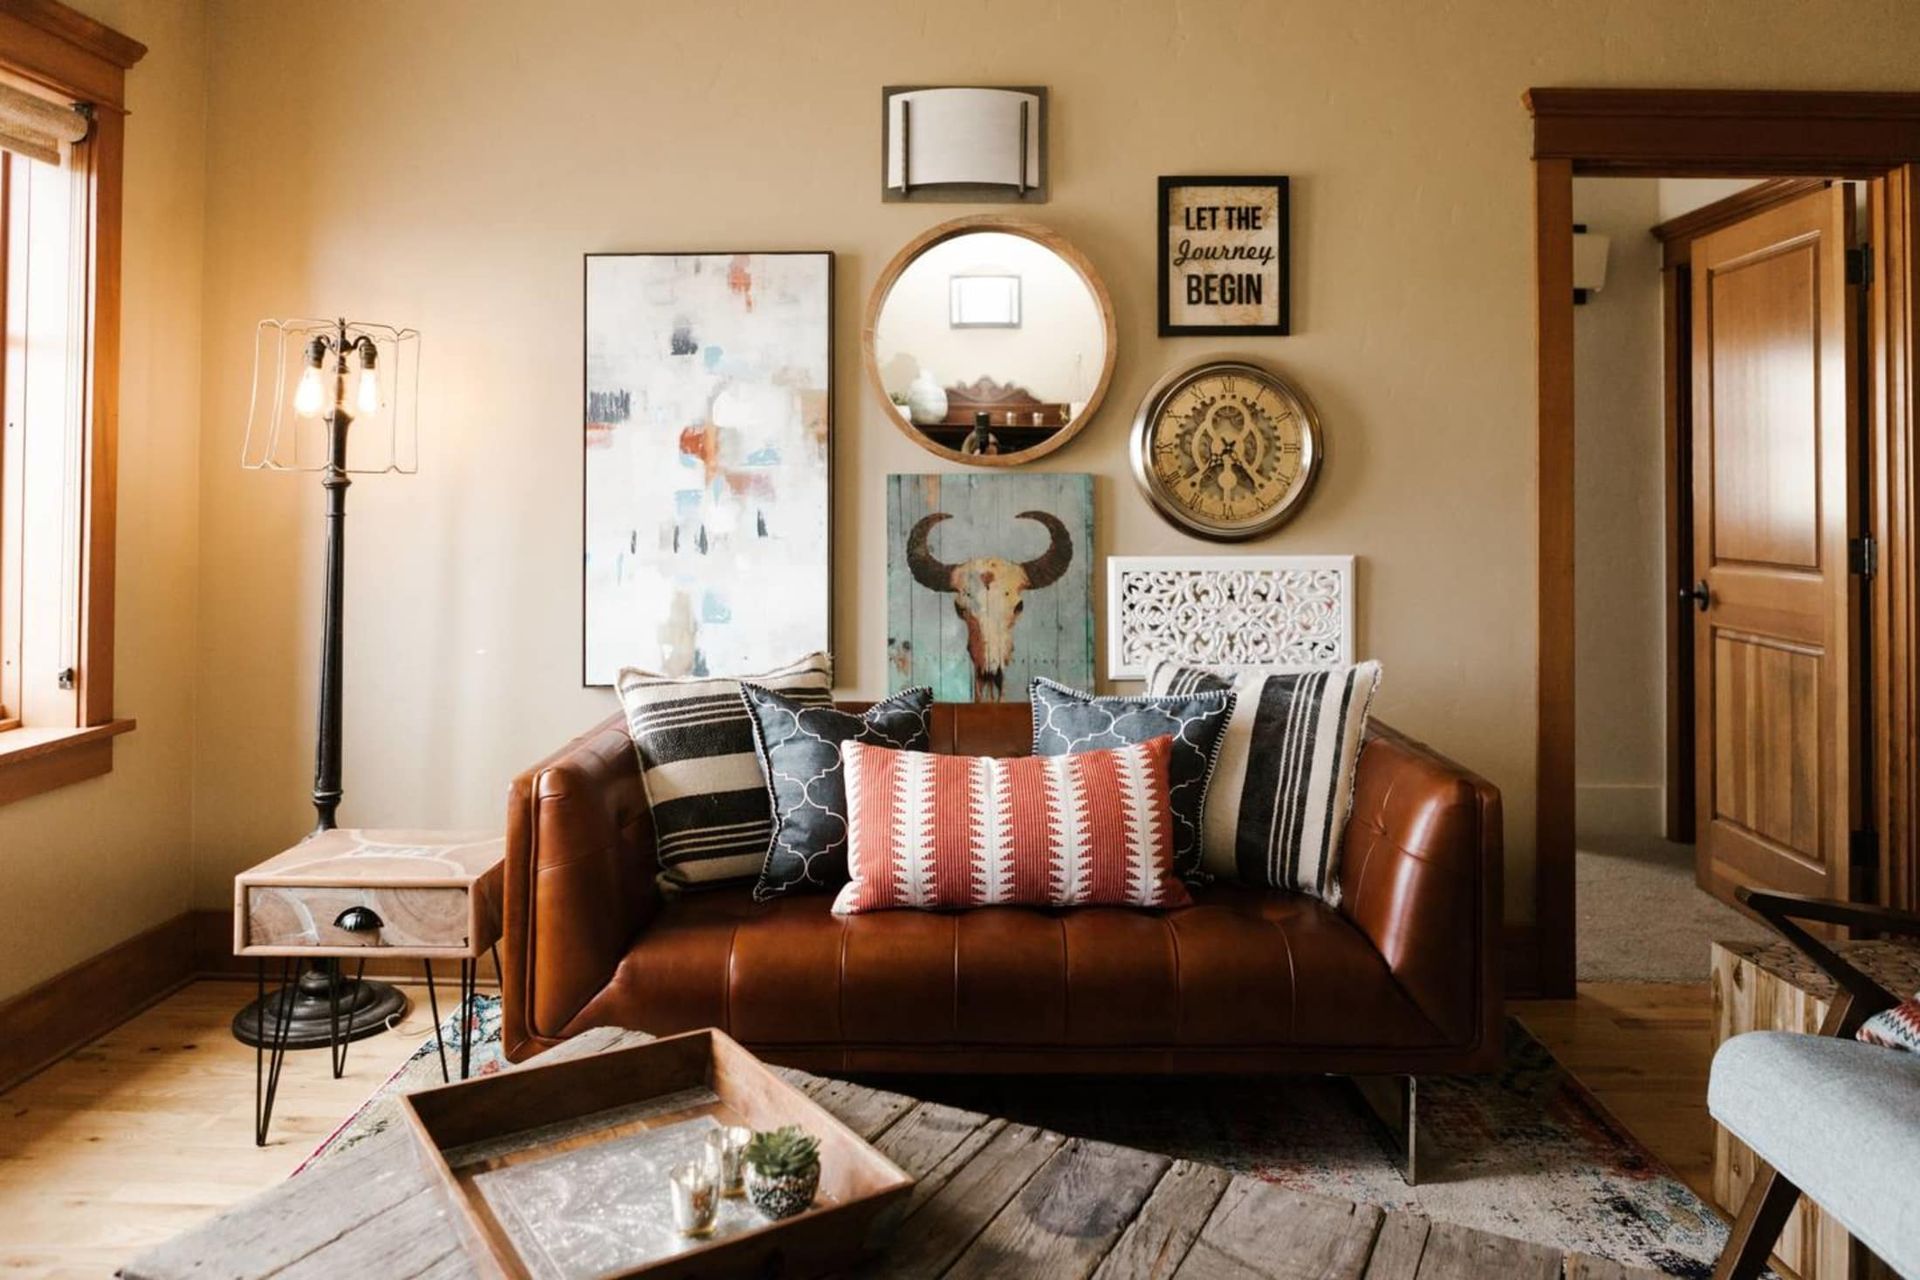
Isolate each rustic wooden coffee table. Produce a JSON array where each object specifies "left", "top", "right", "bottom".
[{"left": 123, "top": 1028, "right": 1660, "bottom": 1279}]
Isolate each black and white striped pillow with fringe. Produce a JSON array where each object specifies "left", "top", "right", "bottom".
[
  {"left": 616, "top": 652, "right": 833, "bottom": 892},
  {"left": 1147, "top": 658, "right": 1381, "bottom": 904}
]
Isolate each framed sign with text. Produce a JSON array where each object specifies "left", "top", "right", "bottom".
[{"left": 1158, "top": 176, "right": 1289, "bottom": 336}]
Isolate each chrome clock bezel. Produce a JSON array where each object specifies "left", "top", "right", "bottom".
[{"left": 1128, "top": 359, "right": 1323, "bottom": 541}]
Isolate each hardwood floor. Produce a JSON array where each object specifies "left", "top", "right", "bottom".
[
  {"left": 0, "top": 979, "right": 466, "bottom": 1279},
  {"left": 0, "top": 979, "right": 1717, "bottom": 1279},
  {"left": 1516, "top": 982, "right": 1719, "bottom": 1203}
]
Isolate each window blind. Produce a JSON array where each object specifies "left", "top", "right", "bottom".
[{"left": 0, "top": 82, "right": 87, "bottom": 167}]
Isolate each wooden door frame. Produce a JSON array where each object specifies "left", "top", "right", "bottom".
[{"left": 1526, "top": 89, "right": 1920, "bottom": 996}]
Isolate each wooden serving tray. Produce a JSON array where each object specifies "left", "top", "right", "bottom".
[{"left": 400, "top": 1029, "right": 914, "bottom": 1279}]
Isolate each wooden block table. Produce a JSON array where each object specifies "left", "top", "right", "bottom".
[
  {"left": 123, "top": 1027, "right": 1663, "bottom": 1280},
  {"left": 235, "top": 828, "right": 505, "bottom": 1145},
  {"left": 1711, "top": 938, "right": 1920, "bottom": 1280}
]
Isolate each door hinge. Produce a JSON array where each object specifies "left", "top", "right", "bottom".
[
  {"left": 1847, "top": 245, "right": 1874, "bottom": 287},
  {"left": 1850, "top": 535, "right": 1878, "bottom": 577},
  {"left": 1851, "top": 828, "right": 1879, "bottom": 869}
]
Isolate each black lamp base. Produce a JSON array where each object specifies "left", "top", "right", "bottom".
[{"left": 231, "top": 964, "right": 408, "bottom": 1050}]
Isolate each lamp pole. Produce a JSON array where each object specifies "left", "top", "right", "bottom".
[{"left": 312, "top": 326, "right": 352, "bottom": 832}]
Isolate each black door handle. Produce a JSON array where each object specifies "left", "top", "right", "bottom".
[{"left": 1681, "top": 580, "right": 1710, "bottom": 613}]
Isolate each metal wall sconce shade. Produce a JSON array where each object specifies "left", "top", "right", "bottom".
[
  {"left": 882, "top": 86, "right": 1047, "bottom": 203},
  {"left": 1571, "top": 224, "right": 1611, "bottom": 304}
]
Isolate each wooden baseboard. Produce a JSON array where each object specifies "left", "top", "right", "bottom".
[
  {"left": 0, "top": 911, "right": 196, "bottom": 1093},
  {"left": 1504, "top": 923, "right": 1547, "bottom": 998}
]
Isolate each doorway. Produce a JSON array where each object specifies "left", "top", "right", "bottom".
[
  {"left": 1526, "top": 89, "right": 1920, "bottom": 997},
  {"left": 1572, "top": 176, "right": 1852, "bottom": 981}
]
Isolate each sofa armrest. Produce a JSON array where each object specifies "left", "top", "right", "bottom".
[
  {"left": 1337, "top": 722, "right": 1503, "bottom": 1065},
  {"left": 502, "top": 712, "right": 658, "bottom": 1061}
]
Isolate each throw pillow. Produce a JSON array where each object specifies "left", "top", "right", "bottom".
[
  {"left": 1147, "top": 659, "right": 1383, "bottom": 904},
  {"left": 1858, "top": 996, "right": 1920, "bottom": 1052},
  {"left": 616, "top": 652, "right": 832, "bottom": 891},
  {"left": 742, "top": 683, "right": 935, "bottom": 902},
  {"left": 1028, "top": 677, "right": 1235, "bottom": 882},
  {"left": 831, "top": 737, "right": 1190, "bottom": 915}
]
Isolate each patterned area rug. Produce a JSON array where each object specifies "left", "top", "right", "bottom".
[{"left": 308, "top": 998, "right": 1727, "bottom": 1278}]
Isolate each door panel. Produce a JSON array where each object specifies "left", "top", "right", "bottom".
[
  {"left": 1708, "top": 245, "right": 1820, "bottom": 569},
  {"left": 1692, "top": 185, "right": 1858, "bottom": 905}
]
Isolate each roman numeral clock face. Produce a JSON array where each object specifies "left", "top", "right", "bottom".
[{"left": 1128, "top": 361, "right": 1323, "bottom": 540}]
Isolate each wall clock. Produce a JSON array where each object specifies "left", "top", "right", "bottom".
[{"left": 1128, "top": 360, "right": 1322, "bottom": 540}]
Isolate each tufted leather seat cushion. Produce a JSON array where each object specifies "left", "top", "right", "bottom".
[{"left": 560, "top": 882, "right": 1445, "bottom": 1072}]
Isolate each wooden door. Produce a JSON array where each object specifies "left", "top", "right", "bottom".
[{"left": 1692, "top": 185, "right": 1861, "bottom": 905}]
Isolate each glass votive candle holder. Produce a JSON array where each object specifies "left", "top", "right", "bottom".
[
  {"left": 705, "top": 1124, "right": 751, "bottom": 1198},
  {"left": 668, "top": 1160, "right": 718, "bottom": 1238}
]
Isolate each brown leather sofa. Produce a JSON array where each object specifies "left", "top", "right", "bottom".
[{"left": 502, "top": 704, "right": 1503, "bottom": 1076}]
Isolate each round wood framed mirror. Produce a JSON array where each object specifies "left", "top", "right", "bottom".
[{"left": 864, "top": 215, "right": 1116, "bottom": 466}]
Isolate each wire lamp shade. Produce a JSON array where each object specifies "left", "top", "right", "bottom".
[{"left": 241, "top": 318, "right": 420, "bottom": 473}]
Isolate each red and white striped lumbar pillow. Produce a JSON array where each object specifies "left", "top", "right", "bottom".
[{"left": 831, "top": 737, "right": 1190, "bottom": 914}]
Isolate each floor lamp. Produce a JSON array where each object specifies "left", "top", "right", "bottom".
[{"left": 232, "top": 317, "right": 421, "bottom": 1053}]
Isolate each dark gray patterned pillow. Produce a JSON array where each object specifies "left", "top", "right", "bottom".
[
  {"left": 743, "top": 684, "right": 933, "bottom": 901},
  {"left": 1028, "top": 677, "right": 1235, "bottom": 881}
]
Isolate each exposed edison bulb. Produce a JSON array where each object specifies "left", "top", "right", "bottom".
[
  {"left": 292, "top": 365, "right": 326, "bottom": 419},
  {"left": 354, "top": 366, "right": 381, "bottom": 415}
]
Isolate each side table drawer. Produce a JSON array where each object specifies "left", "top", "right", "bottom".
[{"left": 245, "top": 884, "right": 472, "bottom": 951}]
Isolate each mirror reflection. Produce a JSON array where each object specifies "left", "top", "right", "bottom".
[{"left": 872, "top": 229, "right": 1108, "bottom": 461}]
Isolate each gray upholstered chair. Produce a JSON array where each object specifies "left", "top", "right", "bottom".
[{"left": 1708, "top": 889, "right": 1920, "bottom": 1280}]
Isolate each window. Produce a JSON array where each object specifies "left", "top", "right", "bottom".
[
  {"left": 0, "top": 3, "right": 144, "bottom": 806},
  {"left": 1, "top": 146, "right": 85, "bottom": 736}
]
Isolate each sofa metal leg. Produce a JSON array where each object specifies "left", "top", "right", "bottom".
[
  {"left": 1712, "top": 1162, "right": 1799, "bottom": 1280},
  {"left": 1350, "top": 1075, "right": 1421, "bottom": 1186}
]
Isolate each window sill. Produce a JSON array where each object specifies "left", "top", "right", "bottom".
[{"left": 0, "top": 718, "right": 136, "bottom": 807}]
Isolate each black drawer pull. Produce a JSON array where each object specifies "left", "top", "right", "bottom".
[{"left": 333, "top": 905, "right": 384, "bottom": 933}]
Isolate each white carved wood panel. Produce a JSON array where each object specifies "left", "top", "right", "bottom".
[{"left": 1106, "top": 555, "right": 1355, "bottom": 680}]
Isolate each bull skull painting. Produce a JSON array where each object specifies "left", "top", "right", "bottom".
[
  {"left": 888, "top": 472, "right": 1094, "bottom": 703},
  {"left": 907, "top": 510, "right": 1074, "bottom": 701}
]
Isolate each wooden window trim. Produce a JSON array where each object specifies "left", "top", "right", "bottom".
[
  {"left": 1525, "top": 88, "right": 1920, "bottom": 996},
  {"left": 0, "top": 0, "right": 144, "bottom": 808}
]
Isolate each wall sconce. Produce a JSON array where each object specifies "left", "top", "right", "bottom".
[
  {"left": 1572, "top": 224, "right": 1611, "bottom": 304},
  {"left": 882, "top": 86, "right": 1047, "bottom": 203}
]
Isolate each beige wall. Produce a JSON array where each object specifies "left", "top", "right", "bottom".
[
  {"left": 0, "top": 0, "right": 206, "bottom": 1000},
  {"left": 185, "top": 0, "right": 1920, "bottom": 926},
  {"left": 1571, "top": 179, "right": 1667, "bottom": 839}
]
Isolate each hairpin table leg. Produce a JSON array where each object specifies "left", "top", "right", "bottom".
[
  {"left": 328, "top": 958, "right": 367, "bottom": 1079},
  {"left": 253, "top": 957, "right": 297, "bottom": 1146},
  {"left": 422, "top": 960, "right": 449, "bottom": 1084},
  {"left": 459, "top": 957, "right": 476, "bottom": 1080}
]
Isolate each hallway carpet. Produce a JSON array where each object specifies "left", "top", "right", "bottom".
[{"left": 1578, "top": 833, "right": 1774, "bottom": 983}]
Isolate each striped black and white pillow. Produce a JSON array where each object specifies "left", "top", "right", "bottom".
[
  {"left": 616, "top": 652, "right": 833, "bottom": 891},
  {"left": 1147, "top": 659, "right": 1381, "bottom": 903}
]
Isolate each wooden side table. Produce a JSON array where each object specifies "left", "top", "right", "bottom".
[
  {"left": 1711, "top": 937, "right": 1920, "bottom": 1280},
  {"left": 234, "top": 828, "right": 505, "bottom": 1145}
]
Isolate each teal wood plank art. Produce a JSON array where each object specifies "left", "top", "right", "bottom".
[{"left": 887, "top": 473, "right": 1094, "bottom": 702}]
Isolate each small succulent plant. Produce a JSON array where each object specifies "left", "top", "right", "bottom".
[
  {"left": 744, "top": 1126, "right": 821, "bottom": 1220},
  {"left": 744, "top": 1126, "right": 819, "bottom": 1179}
]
